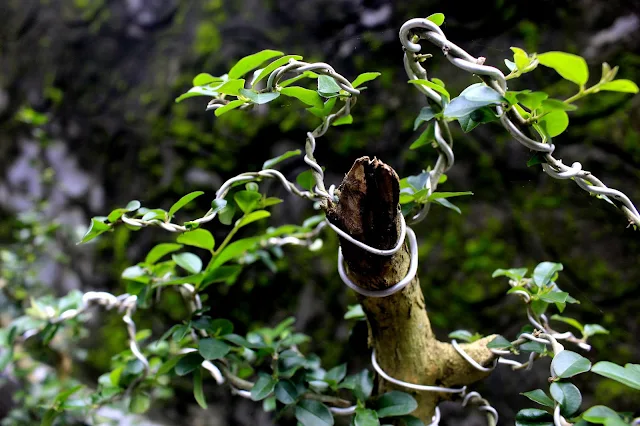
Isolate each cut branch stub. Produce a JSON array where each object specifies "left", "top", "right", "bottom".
[{"left": 325, "top": 156, "right": 410, "bottom": 291}]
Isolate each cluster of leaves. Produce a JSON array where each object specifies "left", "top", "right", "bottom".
[
  {"left": 487, "top": 263, "right": 639, "bottom": 426},
  {"left": 399, "top": 170, "right": 473, "bottom": 215},
  {"left": 407, "top": 43, "right": 639, "bottom": 164}
]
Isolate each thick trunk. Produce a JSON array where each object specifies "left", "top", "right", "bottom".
[{"left": 325, "top": 157, "right": 496, "bottom": 422}]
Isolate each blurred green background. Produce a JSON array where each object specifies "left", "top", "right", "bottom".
[{"left": 0, "top": 0, "right": 638, "bottom": 424}]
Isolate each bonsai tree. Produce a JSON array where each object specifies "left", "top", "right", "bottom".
[{"left": 1, "top": 13, "right": 639, "bottom": 426}]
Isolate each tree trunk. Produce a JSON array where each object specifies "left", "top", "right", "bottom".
[{"left": 325, "top": 157, "right": 496, "bottom": 422}]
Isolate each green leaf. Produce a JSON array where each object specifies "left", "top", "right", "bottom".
[
  {"left": 332, "top": 114, "right": 353, "bottom": 126},
  {"left": 505, "top": 59, "right": 517, "bottom": 72},
  {"left": 539, "top": 291, "right": 569, "bottom": 304},
  {"left": 408, "top": 80, "right": 450, "bottom": 101},
  {"left": 492, "top": 267, "right": 528, "bottom": 281},
  {"left": 296, "top": 169, "right": 315, "bottom": 190},
  {"left": 550, "top": 381, "right": 582, "bottom": 417},
  {"left": 234, "top": 190, "right": 262, "bottom": 213},
  {"left": 213, "top": 79, "right": 246, "bottom": 96},
  {"left": 193, "top": 73, "right": 222, "bottom": 86},
  {"left": 532, "top": 262, "right": 563, "bottom": 286},
  {"left": 599, "top": 79, "right": 639, "bottom": 93},
  {"left": 376, "top": 391, "right": 418, "bottom": 417},
  {"left": 318, "top": 75, "right": 342, "bottom": 94},
  {"left": 344, "top": 304, "right": 365, "bottom": 320},
  {"left": 487, "top": 335, "right": 512, "bottom": 350},
  {"left": 458, "top": 106, "right": 499, "bottom": 132},
  {"left": 211, "top": 237, "right": 260, "bottom": 268},
  {"left": 41, "top": 408, "right": 59, "bottom": 426},
  {"left": 215, "top": 99, "right": 247, "bottom": 116},
  {"left": 308, "top": 97, "right": 337, "bottom": 118},
  {"left": 207, "top": 318, "right": 234, "bottom": 336},
  {"left": 177, "top": 229, "right": 215, "bottom": 251},
  {"left": 79, "top": 218, "right": 111, "bottom": 243},
  {"left": 355, "top": 408, "right": 380, "bottom": 426},
  {"left": 426, "top": 13, "right": 445, "bottom": 26},
  {"left": 540, "top": 98, "right": 578, "bottom": 111},
  {"left": 175, "top": 353, "right": 204, "bottom": 376},
  {"left": 263, "top": 149, "right": 301, "bottom": 169},
  {"left": 175, "top": 85, "right": 221, "bottom": 103},
  {"left": 218, "top": 202, "right": 236, "bottom": 225},
  {"left": 517, "top": 92, "right": 549, "bottom": 110},
  {"left": 172, "top": 252, "right": 203, "bottom": 274},
  {"left": 591, "top": 361, "right": 640, "bottom": 390},
  {"left": 448, "top": 330, "right": 476, "bottom": 342},
  {"left": 443, "top": 96, "right": 495, "bottom": 118},
  {"left": 295, "top": 400, "right": 334, "bottom": 426},
  {"left": 511, "top": 47, "right": 531, "bottom": 71},
  {"left": 515, "top": 408, "right": 553, "bottom": 426},
  {"left": 462, "top": 85, "right": 504, "bottom": 103},
  {"left": 146, "top": 243, "right": 183, "bottom": 264},
  {"left": 238, "top": 88, "right": 280, "bottom": 104},
  {"left": 433, "top": 198, "right": 461, "bottom": 214},
  {"left": 340, "top": 369, "right": 373, "bottom": 402},
  {"left": 169, "top": 191, "right": 204, "bottom": 217},
  {"left": 199, "top": 265, "right": 242, "bottom": 290},
  {"left": 236, "top": 210, "right": 271, "bottom": 228},
  {"left": 275, "top": 379, "right": 299, "bottom": 404},
  {"left": 583, "top": 324, "right": 608, "bottom": 338},
  {"left": 280, "top": 87, "right": 324, "bottom": 108},
  {"left": 413, "top": 106, "right": 436, "bottom": 130},
  {"left": 409, "top": 124, "right": 435, "bottom": 149},
  {"left": 193, "top": 368, "right": 207, "bottom": 409},
  {"left": 538, "top": 110, "right": 569, "bottom": 138},
  {"left": 537, "top": 52, "right": 589, "bottom": 86},
  {"left": 199, "top": 338, "right": 231, "bottom": 360},
  {"left": 582, "top": 405, "right": 628, "bottom": 425},
  {"left": 521, "top": 389, "right": 554, "bottom": 408},
  {"left": 252, "top": 55, "right": 304, "bottom": 86},
  {"left": 551, "top": 351, "right": 591, "bottom": 378},
  {"left": 550, "top": 315, "right": 584, "bottom": 334},
  {"left": 229, "top": 50, "right": 284, "bottom": 79},
  {"left": 325, "top": 364, "right": 347, "bottom": 384},
  {"left": 251, "top": 373, "right": 277, "bottom": 401},
  {"left": 129, "top": 390, "right": 151, "bottom": 414},
  {"left": 352, "top": 72, "right": 381, "bottom": 88},
  {"left": 156, "top": 355, "right": 183, "bottom": 376},
  {"left": 426, "top": 191, "right": 473, "bottom": 201}
]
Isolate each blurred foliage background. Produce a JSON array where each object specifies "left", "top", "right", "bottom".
[{"left": 0, "top": 0, "right": 639, "bottom": 424}]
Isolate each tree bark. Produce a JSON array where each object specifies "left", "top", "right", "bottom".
[{"left": 325, "top": 157, "right": 496, "bottom": 422}]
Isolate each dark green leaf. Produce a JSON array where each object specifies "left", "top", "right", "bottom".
[
  {"left": 275, "top": 379, "right": 299, "bottom": 404},
  {"left": 199, "top": 338, "right": 230, "bottom": 360},
  {"left": 177, "top": 229, "right": 215, "bottom": 251},
  {"left": 325, "top": 364, "right": 347, "bottom": 384},
  {"left": 448, "top": 330, "right": 475, "bottom": 342},
  {"left": 352, "top": 72, "right": 381, "bottom": 88},
  {"left": 251, "top": 373, "right": 277, "bottom": 401},
  {"left": 200, "top": 265, "right": 243, "bottom": 290},
  {"left": 527, "top": 152, "right": 547, "bottom": 167},
  {"left": 426, "top": 191, "right": 473, "bottom": 201},
  {"left": 229, "top": 50, "right": 284, "bottom": 79},
  {"left": 193, "top": 368, "right": 207, "bottom": 409},
  {"left": 550, "top": 382, "right": 582, "bottom": 417},
  {"left": 295, "top": 400, "right": 334, "bottom": 426},
  {"left": 551, "top": 351, "right": 591, "bottom": 378},
  {"left": 263, "top": 149, "right": 302, "bottom": 169},
  {"left": 172, "top": 253, "right": 203, "bottom": 274},
  {"left": 539, "top": 291, "right": 569, "bottom": 304},
  {"left": 591, "top": 361, "right": 640, "bottom": 390},
  {"left": 515, "top": 408, "right": 553, "bottom": 426},
  {"left": 550, "top": 315, "right": 584, "bottom": 333},
  {"left": 521, "top": 389, "right": 554, "bottom": 408},
  {"left": 582, "top": 405, "right": 627, "bottom": 425},
  {"left": 175, "top": 353, "right": 204, "bottom": 376},
  {"left": 340, "top": 369, "right": 373, "bottom": 402},
  {"left": 375, "top": 391, "right": 418, "bottom": 417},
  {"left": 487, "top": 335, "right": 512, "bottom": 350},
  {"left": 355, "top": 408, "right": 380, "bottom": 426},
  {"left": 409, "top": 124, "right": 435, "bottom": 149},
  {"left": 169, "top": 191, "right": 204, "bottom": 217},
  {"left": 538, "top": 52, "right": 589, "bottom": 86},
  {"left": 520, "top": 340, "right": 546, "bottom": 353}
]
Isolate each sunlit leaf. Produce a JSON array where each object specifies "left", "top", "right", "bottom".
[
  {"left": 537, "top": 51, "right": 589, "bottom": 86},
  {"left": 229, "top": 50, "right": 284, "bottom": 79}
]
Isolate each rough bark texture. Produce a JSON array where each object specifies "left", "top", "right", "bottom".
[{"left": 325, "top": 157, "right": 497, "bottom": 422}]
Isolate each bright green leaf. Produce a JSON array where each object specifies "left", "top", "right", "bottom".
[
  {"left": 537, "top": 52, "right": 589, "bottom": 86},
  {"left": 79, "top": 218, "right": 111, "bottom": 244},
  {"left": 355, "top": 408, "right": 380, "bottom": 426},
  {"left": 332, "top": 114, "right": 353, "bottom": 126},
  {"left": 252, "top": 55, "right": 304, "bottom": 86},
  {"left": 413, "top": 106, "right": 436, "bottom": 130},
  {"left": 550, "top": 315, "right": 584, "bottom": 333},
  {"left": 550, "top": 381, "right": 582, "bottom": 417},
  {"left": 426, "top": 13, "right": 445, "bottom": 26},
  {"left": 280, "top": 87, "right": 324, "bottom": 108},
  {"left": 169, "top": 191, "right": 204, "bottom": 217},
  {"left": 193, "top": 73, "right": 222, "bottom": 86},
  {"left": 318, "top": 75, "right": 342, "bottom": 94},
  {"left": 193, "top": 368, "right": 207, "bottom": 409},
  {"left": 583, "top": 324, "right": 609, "bottom": 338},
  {"left": 582, "top": 405, "right": 628, "bottom": 425},
  {"left": 238, "top": 88, "right": 280, "bottom": 104},
  {"left": 408, "top": 80, "right": 450, "bottom": 101},
  {"left": 263, "top": 149, "right": 301, "bottom": 169},
  {"left": 599, "top": 79, "right": 639, "bottom": 93},
  {"left": 532, "top": 262, "right": 563, "bottom": 286},
  {"left": 236, "top": 210, "right": 271, "bottom": 229},
  {"left": 352, "top": 72, "right": 381, "bottom": 89},
  {"left": 538, "top": 110, "right": 569, "bottom": 138},
  {"left": 129, "top": 390, "right": 151, "bottom": 414},
  {"left": 540, "top": 98, "right": 578, "bottom": 111},
  {"left": 591, "top": 361, "right": 640, "bottom": 390},
  {"left": 433, "top": 198, "right": 461, "bottom": 214},
  {"left": 215, "top": 99, "right": 247, "bottom": 116},
  {"left": 177, "top": 229, "right": 215, "bottom": 251},
  {"left": 492, "top": 267, "right": 528, "bottom": 281},
  {"left": 229, "top": 50, "right": 284, "bottom": 79},
  {"left": 234, "top": 190, "right": 262, "bottom": 213},
  {"left": 172, "top": 252, "right": 203, "bottom": 274}
]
